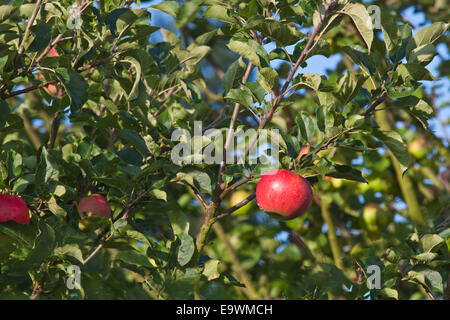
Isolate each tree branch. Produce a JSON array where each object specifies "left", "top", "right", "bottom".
[{"left": 15, "top": 0, "right": 44, "bottom": 72}]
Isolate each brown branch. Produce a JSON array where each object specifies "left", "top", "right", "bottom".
[
  {"left": 5, "top": 80, "right": 58, "bottom": 98},
  {"left": 186, "top": 182, "right": 207, "bottom": 208},
  {"left": 288, "top": 229, "right": 316, "bottom": 262},
  {"left": 361, "top": 92, "right": 388, "bottom": 116},
  {"left": 217, "top": 62, "right": 254, "bottom": 187},
  {"left": 19, "top": 33, "right": 66, "bottom": 78},
  {"left": 214, "top": 192, "right": 256, "bottom": 221},
  {"left": 219, "top": 174, "right": 262, "bottom": 200},
  {"left": 15, "top": 0, "right": 44, "bottom": 71},
  {"left": 212, "top": 222, "right": 259, "bottom": 299},
  {"left": 48, "top": 112, "right": 62, "bottom": 149}
]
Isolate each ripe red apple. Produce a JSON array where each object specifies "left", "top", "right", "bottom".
[
  {"left": 0, "top": 194, "right": 30, "bottom": 225},
  {"left": 256, "top": 169, "right": 313, "bottom": 220},
  {"left": 77, "top": 194, "right": 111, "bottom": 232},
  {"left": 77, "top": 194, "right": 111, "bottom": 218}
]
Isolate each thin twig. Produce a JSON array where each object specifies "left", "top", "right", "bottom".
[
  {"left": 214, "top": 192, "right": 256, "bottom": 221},
  {"left": 48, "top": 112, "right": 62, "bottom": 149},
  {"left": 15, "top": 0, "right": 44, "bottom": 71},
  {"left": 217, "top": 62, "right": 254, "bottom": 186}
]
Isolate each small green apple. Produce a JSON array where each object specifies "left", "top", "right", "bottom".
[
  {"left": 361, "top": 204, "right": 390, "bottom": 239},
  {"left": 368, "top": 177, "right": 387, "bottom": 193},
  {"left": 329, "top": 177, "right": 343, "bottom": 189},
  {"left": 408, "top": 137, "right": 430, "bottom": 160},
  {"left": 229, "top": 190, "right": 256, "bottom": 216}
]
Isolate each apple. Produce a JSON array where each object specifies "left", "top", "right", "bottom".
[
  {"left": 408, "top": 137, "right": 430, "bottom": 160},
  {"left": 229, "top": 189, "right": 256, "bottom": 216},
  {"left": 329, "top": 177, "right": 343, "bottom": 189},
  {"left": 0, "top": 194, "right": 30, "bottom": 225},
  {"left": 368, "top": 177, "right": 387, "bottom": 193},
  {"left": 361, "top": 204, "right": 390, "bottom": 239},
  {"left": 77, "top": 194, "right": 111, "bottom": 218},
  {"left": 296, "top": 145, "right": 309, "bottom": 161},
  {"left": 37, "top": 48, "right": 62, "bottom": 97},
  {"left": 256, "top": 169, "right": 313, "bottom": 220},
  {"left": 77, "top": 194, "right": 111, "bottom": 231}
]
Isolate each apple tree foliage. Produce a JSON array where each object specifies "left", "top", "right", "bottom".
[{"left": 0, "top": 0, "right": 449, "bottom": 300}]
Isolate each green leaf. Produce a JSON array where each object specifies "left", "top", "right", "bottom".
[
  {"left": 0, "top": 221, "right": 36, "bottom": 248},
  {"left": 335, "top": 71, "right": 366, "bottom": 105},
  {"left": 168, "top": 211, "right": 190, "bottom": 236},
  {"left": 104, "top": 8, "right": 130, "bottom": 34},
  {"left": 149, "top": 189, "right": 167, "bottom": 201},
  {"left": 227, "top": 39, "right": 267, "bottom": 67},
  {"left": 55, "top": 68, "right": 88, "bottom": 114},
  {"left": 390, "top": 24, "right": 413, "bottom": 64},
  {"left": 257, "top": 67, "right": 278, "bottom": 92},
  {"left": 116, "top": 9, "right": 150, "bottom": 34},
  {"left": 119, "top": 129, "right": 150, "bottom": 156},
  {"left": 177, "top": 232, "right": 195, "bottom": 267},
  {"left": 295, "top": 112, "right": 317, "bottom": 144},
  {"left": 395, "top": 63, "right": 435, "bottom": 82},
  {"left": 245, "top": 82, "right": 266, "bottom": 102},
  {"left": 342, "top": 46, "right": 376, "bottom": 77},
  {"left": 150, "top": 1, "right": 179, "bottom": 17},
  {"left": 408, "top": 44, "right": 437, "bottom": 65},
  {"left": 54, "top": 244, "right": 83, "bottom": 263},
  {"left": 120, "top": 56, "right": 142, "bottom": 101},
  {"left": 35, "top": 147, "right": 59, "bottom": 184},
  {"left": 176, "top": 0, "right": 204, "bottom": 28},
  {"left": 0, "top": 99, "right": 10, "bottom": 129},
  {"left": 405, "top": 22, "right": 449, "bottom": 54},
  {"left": 116, "top": 250, "right": 154, "bottom": 267},
  {"left": 395, "top": 96, "right": 433, "bottom": 129},
  {"left": 408, "top": 268, "right": 444, "bottom": 294},
  {"left": 326, "top": 164, "right": 367, "bottom": 183},
  {"left": 345, "top": 114, "right": 365, "bottom": 129},
  {"left": 316, "top": 105, "right": 334, "bottom": 132},
  {"left": 48, "top": 196, "right": 66, "bottom": 217},
  {"left": 225, "top": 89, "right": 254, "bottom": 108},
  {"left": 413, "top": 252, "right": 438, "bottom": 262},
  {"left": 27, "top": 22, "right": 51, "bottom": 52},
  {"left": 0, "top": 5, "right": 16, "bottom": 23},
  {"left": 26, "top": 223, "right": 56, "bottom": 266},
  {"left": 379, "top": 288, "right": 398, "bottom": 300},
  {"left": 380, "top": 10, "right": 401, "bottom": 57},
  {"left": 419, "top": 234, "right": 444, "bottom": 253},
  {"left": 203, "top": 259, "right": 221, "bottom": 280},
  {"left": 340, "top": 3, "right": 373, "bottom": 52},
  {"left": 292, "top": 73, "right": 321, "bottom": 92},
  {"left": 203, "top": 5, "right": 236, "bottom": 24},
  {"left": 243, "top": 17, "right": 304, "bottom": 46},
  {"left": 222, "top": 58, "right": 246, "bottom": 94},
  {"left": 372, "top": 130, "right": 409, "bottom": 174}
]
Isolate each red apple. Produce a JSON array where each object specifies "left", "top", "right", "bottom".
[
  {"left": 256, "top": 169, "right": 313, "bottom": 220},
  {"left": 77, "top": 194, "right": 111, "bottom": 218},
  {"left": 37, "top": 48, "right": 62, "bottom": 97},
  {"left": 0, "top": 194, "right": 30, "bottom": 225}
]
